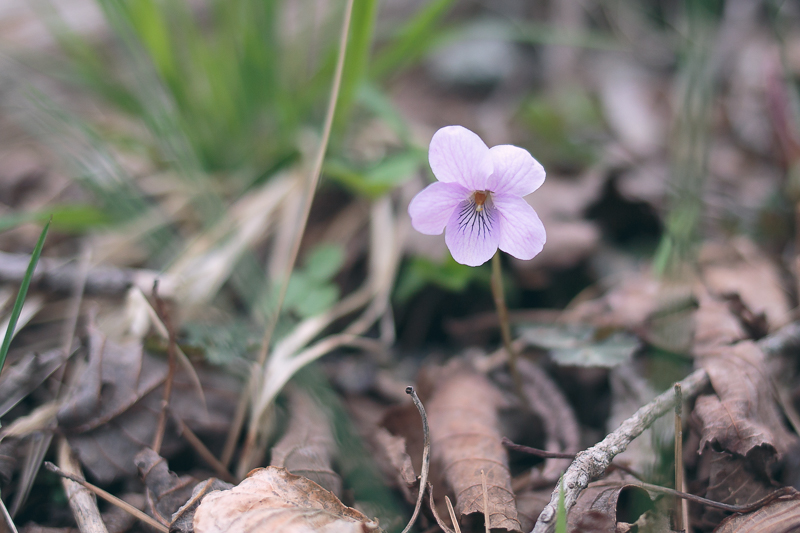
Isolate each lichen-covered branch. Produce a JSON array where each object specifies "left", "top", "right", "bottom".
[{"left": 531, "top": 368, "right": 709, "bottom": 533}]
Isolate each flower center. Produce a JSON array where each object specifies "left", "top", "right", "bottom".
[{"left": 473, "top": 190, "right": 491, "bottom": 212}]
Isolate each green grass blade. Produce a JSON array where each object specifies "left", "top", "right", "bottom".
[
  {"left": 0, "top": 219, "right": 50, "bottom": 374},
  {"left": 370, "top": 0, "right": 456, "bottom": 79},
  {"left": 335, "top": 0, "right": 379, "bottom": 131}
]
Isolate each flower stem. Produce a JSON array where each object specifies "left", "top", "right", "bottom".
[{"left": 490, "top": 252, "right": 521, "bottom": 394}]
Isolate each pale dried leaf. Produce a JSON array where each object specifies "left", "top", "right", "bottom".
[
  {"left": 270, "top": 387, "right": 342, "bottom": 497},
  {"left": 427, "top": 364, "right": 520, "bottom": 531},
  {"left": 171, "top": 478, "right": 234, "bottom": 533},
  {"left": 697, "top": 342, "right": 796, "bottom": 459},
  {"left": 373, "top": 428, "right": 416, "bottom": 487},
  {"left": 700, "top": 239, "right": 791, "bottom": 331},
  {"left": 193, "top": 466, "right": 381, "bottom": 533},
  {"left": 714, "top": 492, "right": 800, "bottom": 532},
  {"left": 693, "top": 285, "right": 746, "bottom": 351}
]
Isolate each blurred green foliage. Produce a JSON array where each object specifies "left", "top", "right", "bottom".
[
  {"left": 0, "top": 205, "right": 110, "bottom": 234},
  {"left": 39, "top": 0, "right": 452, "bottom": 187},
  {"left": 394, "top": 254, "right": 491, "bottom": 304},
  {"left": 325, "top": 149, "right": 426, "bottom": 198},
  {"left": 283, "top": 244, "right": 345, "bottom": 319},
  {"left": 517, "top": 87, "right": 603, "bottom": 171}
]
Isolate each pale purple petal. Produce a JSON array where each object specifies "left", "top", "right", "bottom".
[
  {"left": 493, "top": 194, "right": 546, "bottom": 260},
  {"left": 408, "top": 181, "right": 470, "bottom": 235},
  {"left": 444, "top": 199, "right": 500, "bottom": 266},
  {"left": 429, "top": 126, "right": 492, "bottom": 191},
  {"left": 486, "top": 145, "right": 545, "bottom": 197}
]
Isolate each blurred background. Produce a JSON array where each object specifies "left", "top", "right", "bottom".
[{"left": 1, "top": 0, "right": 800, "bottom": 529}]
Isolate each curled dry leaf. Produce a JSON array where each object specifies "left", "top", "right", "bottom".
[
  {"left": 427, "top": 364, "right": 520, "bottom": 532},
  {"left": 693, "top": 285, "right": 746, "bottom": 351},
  {"left": 193, "top": 466, "right": 381, "bottom": 533},
  {"left": 699, "top": 239, "right": 791, "bottom": 331},
  {"left": 567, "top": 474, "right": 655, "bottom": 533},
  {"left": 270, "top": 387, "right": 342, "bottom": 497},
  {"left": 696, "top": 341, "right": 796, "bottom": 459},
  {"left": 171, "top": 478, "right": 234, "bottom": 533},
  {"left": 134, "top": 448, "right": 196, "bottom": 523},
  {"left": 714, "top": 491, "right": 800, "bottom": 533}
]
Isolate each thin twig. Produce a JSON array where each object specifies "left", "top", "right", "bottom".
[
  {"left": 151, "top": 282, "right": 178, "bottom": 455},
  {"left": 428, "top": 483, "right": 455, "bottom": 533},
  {"left": 56, "top": 439, "right": 109, "bottom": 533},
  {"left": 0, "top": 496, "right": 18, "bottom": 533},
  {"left": 401, "top": 386, "right": 431, "bottom": 533},
  {"left": 674, "top": 384, "right": 685, "bottom": 532},
  {"left": 0, "top": 250, "right": 169, "bottom": 296},
  {"left": 230, "top": 0, "right": 356, "bottom": 476},
  {"left": 531, "top": 368, "right": 709, "bottom": 533},
  {"left": 44, "top": 461, "right": 168, "bottom": 533},
  {"left": 446, "top": 496, "right": 462, "bottom": 533},
  {"left": 501, "top": 438, "right": 576, "bottom": 460},
  {"left": 529, "top": 320, "right": 800, "bottom": 532},
  {"left": 632, "top": 482, "right": 795, "bottom": 514},
  {"left": 170, "top": 410, "right": 235, "bottom": 483},
  {"left": 481, "top": 469, "right": 490, "bottom": 533},
  {"left": 502, "top": 438, "right": 644, "bottom": 481}
]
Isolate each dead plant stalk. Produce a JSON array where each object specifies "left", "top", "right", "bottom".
[{"left": 228, "top": 0, "right": 355, "bottom": 477}]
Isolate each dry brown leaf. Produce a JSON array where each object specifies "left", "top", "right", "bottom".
[
  {"left": 0, "top": 348, "right": 69, "bottom": 417},
  {"left": 565, "top": 269, "right": 662, "bottom": 331},
  {"left": 373, "top": 428, "right": 417, "bottom": 488},
  {"left": 57, "top": 328, "right": 238, "bottom": 482},
  {"left": 567, "top": 475, "right": 655, "bottom": 533},
  {"left": 270, "top": 387, "right": 342, "bottom": 497},
  {"left": 427, "top": 363, "right": 520, "bottom": 532},
  {"left": 193, "top": 466, "right": 381, "bottom": 533},
  {"left": 697, "top": 449, "right": 775, "bottom": 527},
  {"left": 171, "top": 478, "right": 234, "bottom": 533},
  {"left": 700, "top": 239, "right": 791, "bottom": 331},
  {"left": 135, "top": 448, "right": 197, "bottom": 523},
  {"left": 693, "top": 285, "right": 746, "bottom": 351},
  {"left": 56, "top": 325, "right": 104, "bottom": 427},
  {"left": 714, "top": 491, "right": 800, "bottom": 532},
  {"left": 696, "top": 341, "right": 796, "bottom": 459}
]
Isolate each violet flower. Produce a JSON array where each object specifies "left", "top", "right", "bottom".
[{"left": 408, "top": 125, "right": 546, "bottom": 266}]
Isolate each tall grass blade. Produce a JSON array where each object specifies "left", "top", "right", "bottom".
[{"left": 0, "top": 219, "right": 50, "bottom": 374}]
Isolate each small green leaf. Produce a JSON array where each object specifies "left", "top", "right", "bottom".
[
  {"left": 520, "top": 323, "right": 639, "bottom": 368},
  {"left": 0, "top": 219, "right": 50, "bottom": 373},
  {"left": 394, "top": 256, "right": 491, "bottom": 303},
  {"left": 304, "top": 244, "right": 345, "bottom": 282},
  {"left": 294, "top": 285, "right": 340, "bottom": 319},
  {"left": 326, "top": 150, "right": 425, "bottom": 198},
  {"left": 283, "top": 272, "right": 313, "bottom": 312}
]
